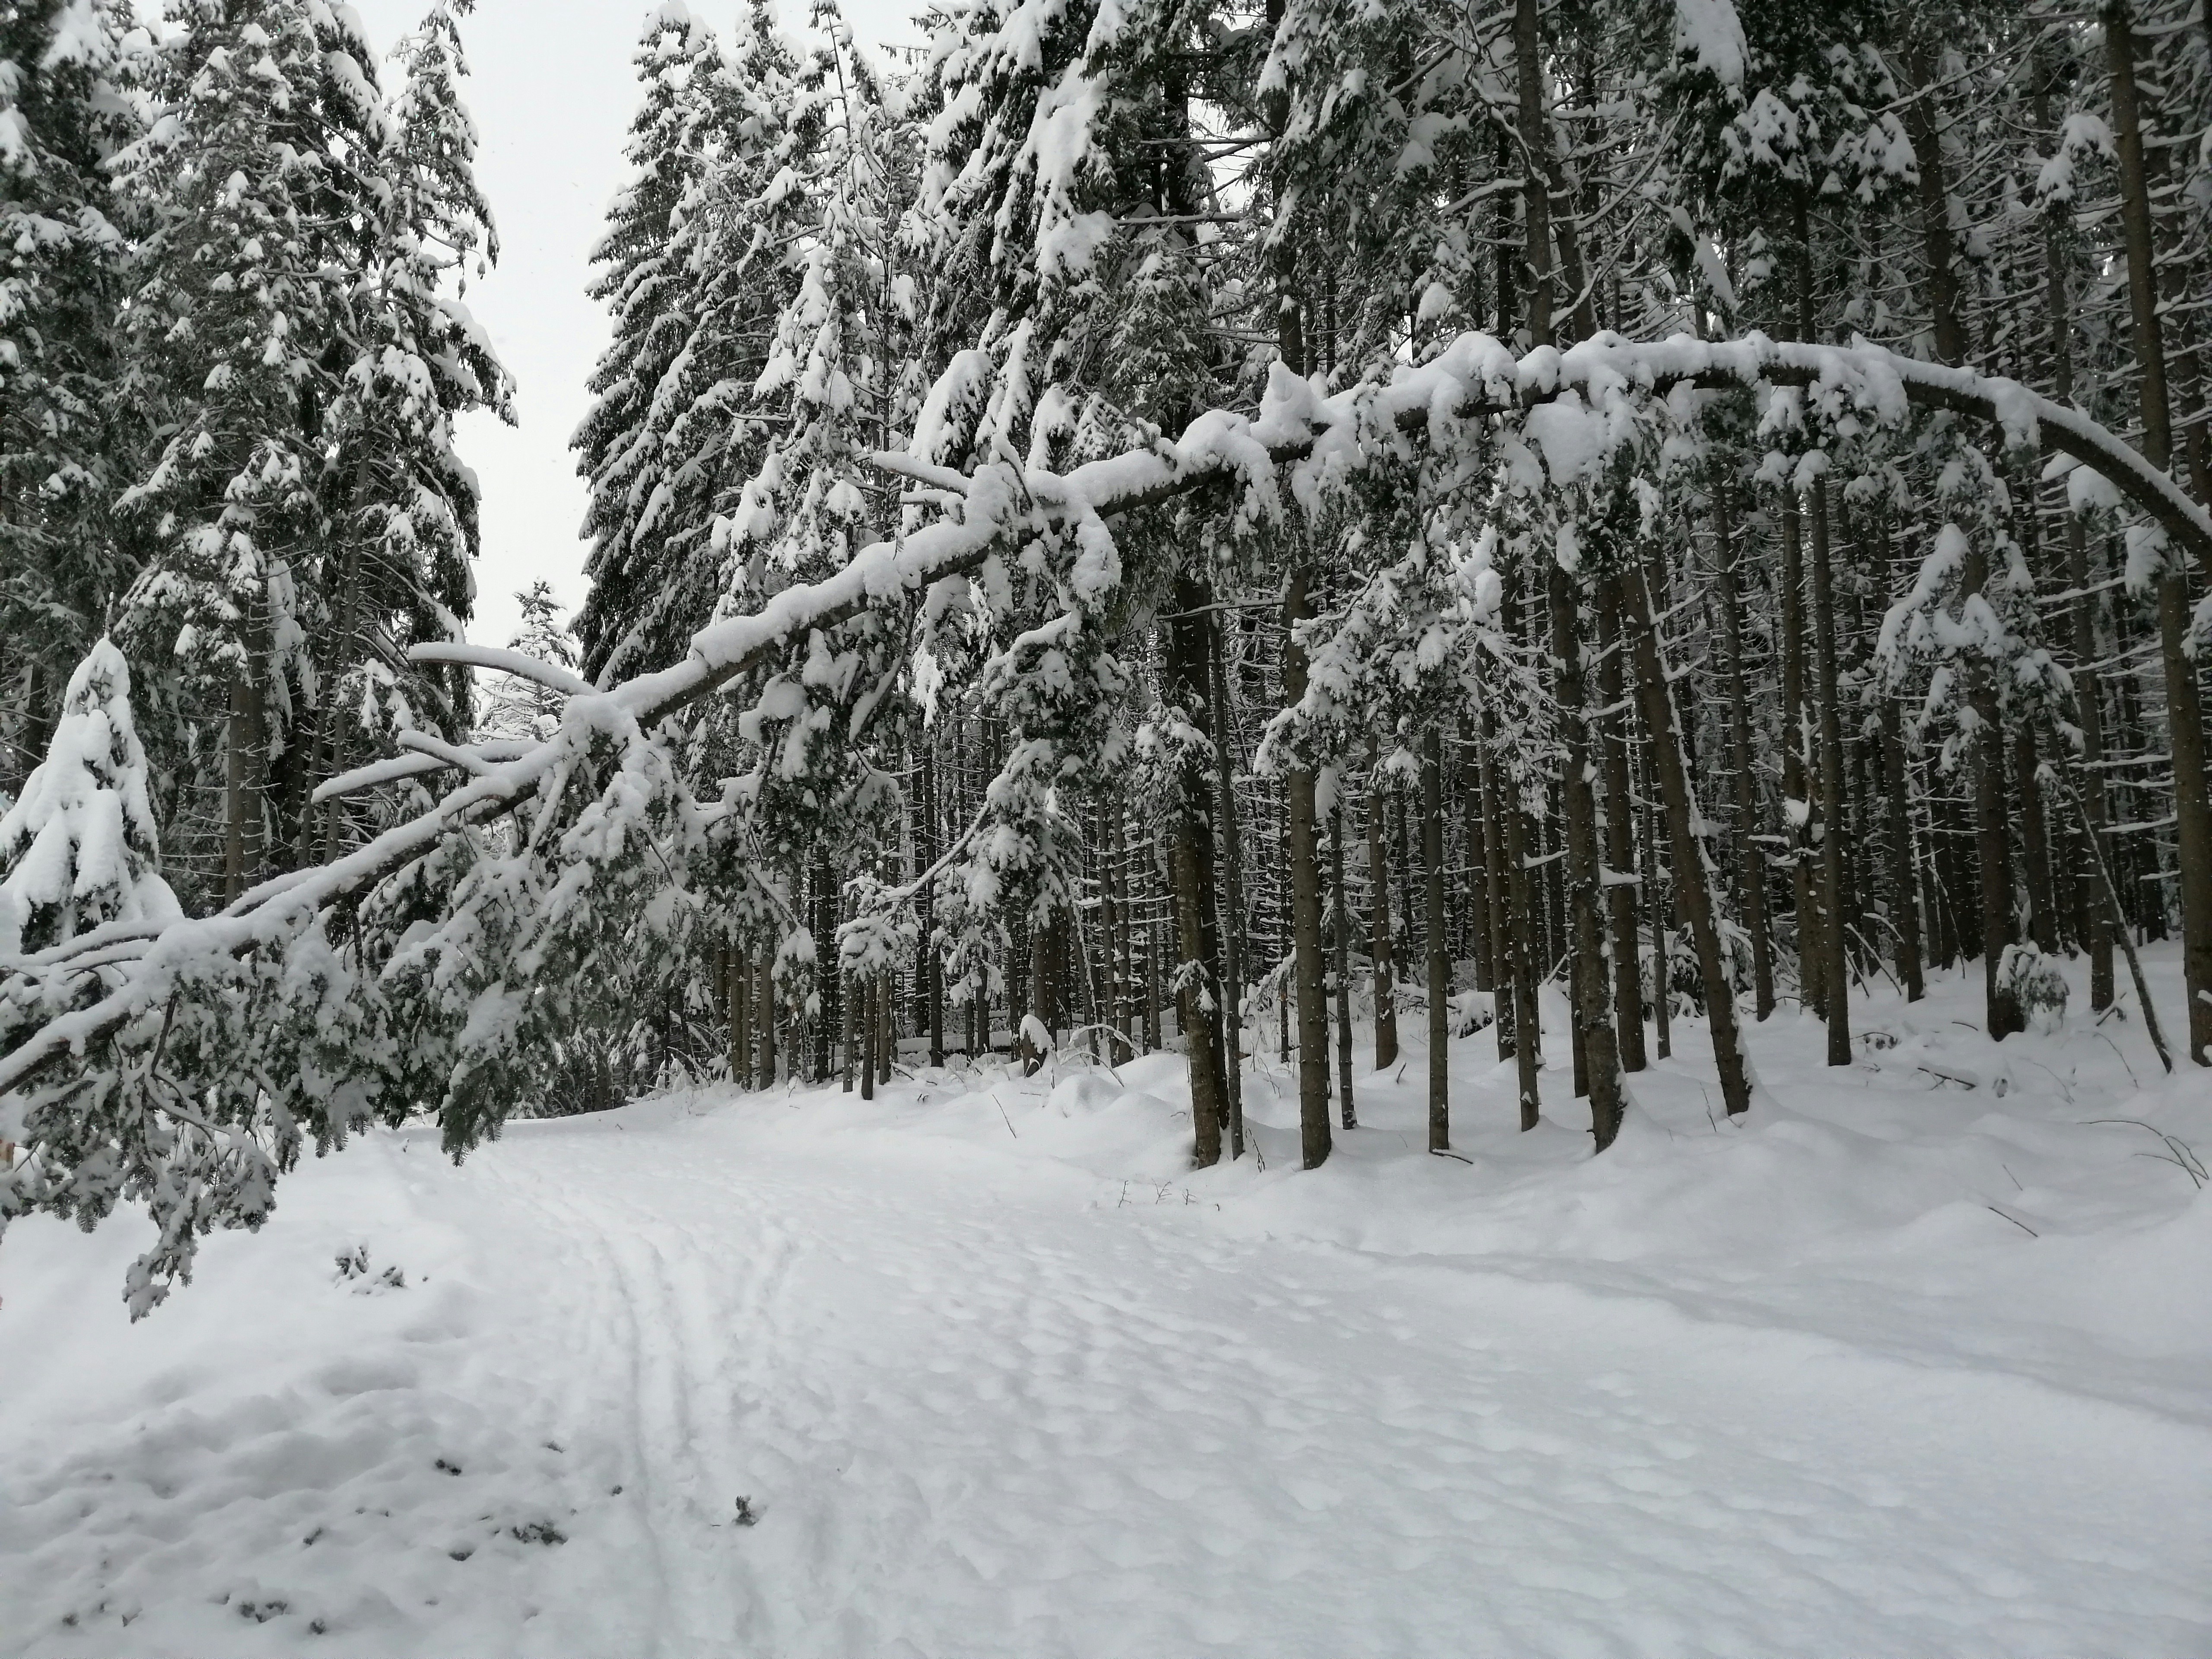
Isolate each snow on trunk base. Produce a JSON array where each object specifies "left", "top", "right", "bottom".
[{"left": 3, "top": 956, "right": 2209, "bottom": 1657}]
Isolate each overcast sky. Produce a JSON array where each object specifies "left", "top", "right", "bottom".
[{"left": 344, "top": 0, "right": 919, "bottom": 651}]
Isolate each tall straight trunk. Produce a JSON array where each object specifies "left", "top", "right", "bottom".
[
  {"left": 859, "top": 980, "right": 876, "bottom": 1100},
  {"left": 1806, "top": 477, "right": 1853, "bottom": 1063},
  {"left": 759, "top": 950, "right": 777, "bottom": 1086},
  {"left": 1596, "top": 578, "right": 1648, "bottom": 1069},
  {"left": 2067, "top": 528, "right": 2115, "bottom": 1009},
  {"left": 842, "top": 971, "right": 859, "bottom": 1092},
  {"left": 922, "top": 737, "right": 945, "bottom": 1065},
  {"left": 1365, "top": 740, "right": 1398, "bottom": 1067},
  {"left": 1956, "top": 540, "right": 2023, "bottom": 1038},
  {"left": 302, "top": 531, "right": 365, "bottom": 865},
  {"left": 1712, "top": 485, "right": 1774, "bottom": 1017},
  {"left": 1904, "top": 47, "right": 1971, "bottom": 367},
  {"left": 1166, "top": 578, "right": 1229, "bottom": 1166},
  {"left": 1548, "top": 565, "right": 1626, "bottom": 1150},
  {"left": 2108, "top": 0, "right": 2212, "bottom": 1062},
  {"left": 1779, "top": 496, "right": 1818, "bottom": 1014},
  {"left": 1099, "top": 801, "right": 1124, "bottom": 1062},
  {"left": 1491, "top": 738, "right": 1544, "bottom": 1130},
  {"left": 1880, "top": 694, "right": 1926, "bottom": 1000},
  {"left": 223, "top": 644, "right": 267, "bottom": 903},
  {"left": 813, "top": 850, "right": 838, "bottom": 1081},
  {"left": 1331, "top": 800, "right": 1356, "bottom": 1128},
  {"left": 1478, "top": 721, "right": 1517, "bottom": 1062},
  {"left": 729, "top": 939, "right": 749, "bottom": 1085},
  {"left": 1421, "top": 727, "right": 1451, "bottom": 1150},
  {"left": 1283, "top": 565, "right": 1331, "bottom": 1168},
  {"left": 1208, "top": 616, "right": 1249, "bottom": 1157},
  {"left": 2016, "top": 725, "right": 2057, "bottom": 954},
  {"left": 1513, "top": 0, "right": 1554, "bottom": 348},
  {"left": 1460, "top": 738, "right": 1494, "bottom": 993},
  {"left": 1637, "top": 712, "right": 1663, "bottom": 1057},
  {"left": 1621, "top": 552, "right": 1754, "bottom": 1117}
]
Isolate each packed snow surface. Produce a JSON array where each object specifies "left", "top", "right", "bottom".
[{"left": 5, "top": 960, "right": 2211, "bottom": 1656}]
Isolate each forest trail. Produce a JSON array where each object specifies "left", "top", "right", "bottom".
[{"left": 9, "top": 988, "right": 2211, "bottom": 1657}]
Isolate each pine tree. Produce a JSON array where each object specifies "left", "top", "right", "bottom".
[
  {"left": 572, "top": 3, "right": 726, "bottom": 684},
  {"left": 0, "top": 639, "right": 179, "bottom": 958},
  {"left": 0, "top": 0, "right": 139, "bottom": 798}
]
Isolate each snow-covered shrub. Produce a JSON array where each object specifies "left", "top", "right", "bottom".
[
  {"left": 0, "top": 640, "right": 180, "bottom": 957},
  {"left": 1998, "top": 944, "right": 2069, "bottom": 1034}
]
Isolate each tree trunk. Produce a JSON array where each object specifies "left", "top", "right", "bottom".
[
  {"left": 1621, "top": 553, "right": 1753, "bottom": 1116},
  {"left": 1331, "top": 800, "right": 1357, "bottom": 1128},
  {"left": 1166, "top": 578, "right": 1229, "bottom": 1166},
  {"left": 729, "top": 938, "right": 749, "bottom": 1085},
  {"left": 1806, "top": 476, "right": 1853, "bottom": 1063},
  {"left": 2108, "top": 0, "right": 2212, "bottom": 1063},
  {"left": 1880, "top": 693, "right": 1926, "bottom": 1001},
  {"left": 759, "top": 949, "right": 777, "bottom": 1086},
  {"left": 2016, "top": 725, "right": 2057, "bottom": 954},
  {"left": 1712, "top": 485, "right": 1774, "bottom": 1017},
  {"left": 1596, "top": 577, "right": 1648, "bottom": 1069},
  {"left": 1207, "top": 615, "right": 1250, "bottom": 1156},
  {"left": 223, "top": 658, "right": 266, "bottom": 903},
  {"left": 1490, "top": 737, "right": 1544, "bottom": 1130},
  {"left": 1779, "top": 496, "right": 1819, "bottom": 1016},
  {"left": 1422, "top": 726, "right": 1451, "bottom": 1150},
  {"left": 1365, "top": 740, "right": 1398, "bottom": 1068},
  {"left": 1548, "top": 564, "right": 1626, "bottom": 1150},
  {"left": 1283, "top": 565, "right": 1332, "bottom": 1168}
]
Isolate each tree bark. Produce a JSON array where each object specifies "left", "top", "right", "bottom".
[
  {"left": 1331, "top": 800, "right": 1357, "bottom": 1128},
  {"left": 1365, "top": 739, "right": 1398, "bottom": 1068},
  {"left": 1208, "top": 613, "right": 1250, "bottom": 1157},
  {"left": 1711, "top": 485, "right": 1775, "bottom": 1017},
  {"left": 1283, "top": 565, "right": 1332, "bottom": 1168},
  {"left": 1548, "top": 564, "right": 1626, "bottom": 1149},
  {"left": 1779, "top": 496, "right": 1818, "bottom": 1015},
  {"left": 1806, "top": 476, "right": 1853, "bottom": 1063},
  {"left": 1596, "top": 577, "right": 1648, "bottom": 1068},
  {"left": 1489, "top": 734, "right": 1545, "bottom": 1130},
  {"left": 1166, "top": 578, "right": 1229, "bottom": 1166},
  {"left": 2107, "top": 0, "right": 2212, "bottom": 1063},
  {"left": 1880, "top": 693, "right": 1926, "bottom": 1001},
  {"left": 1421, "top": 726, "right": 1451, "bottom": 1150}
]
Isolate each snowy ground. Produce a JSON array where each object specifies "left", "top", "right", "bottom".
[{"left": 5, "top": 957, "right": 2211, "bottom": 1657}]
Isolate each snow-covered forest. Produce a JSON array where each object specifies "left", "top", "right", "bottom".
[{"left": 4, "top": 0, "right": 2212, "bottom": 1650}]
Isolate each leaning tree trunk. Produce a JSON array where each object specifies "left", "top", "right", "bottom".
[
  {"left": 1549, "top": 564, "right": 1626, "bottom": 1150},
  {"left": 2108, "top": 0, "right": 2212, "bottom": 1063},
  {"left": 1621, "top": 552, "right": 1754, "bottom": 1117}
]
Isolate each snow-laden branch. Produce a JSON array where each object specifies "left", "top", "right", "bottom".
[
  {"left": 6, "top": 329, "right": 2204, "bottom": 1120},
  {"left": 407, "top": 642, "right": 594, "bottom": 698}
]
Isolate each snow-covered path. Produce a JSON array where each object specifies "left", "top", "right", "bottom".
[{"left": 7, "top": 992, "right": 2212, "bottom": 1656}]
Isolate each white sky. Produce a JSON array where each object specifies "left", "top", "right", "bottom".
[{"left": 344, "top": 0, "right": 921, "bottom": 650}]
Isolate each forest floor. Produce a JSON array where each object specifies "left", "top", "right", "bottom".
[{"left": 4, "top": 956, "right": 2211, "bottom": 1657}]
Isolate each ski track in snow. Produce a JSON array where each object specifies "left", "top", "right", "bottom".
[{"left": 6, "top": 976, "right": 2212, "bottom": 1656}]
